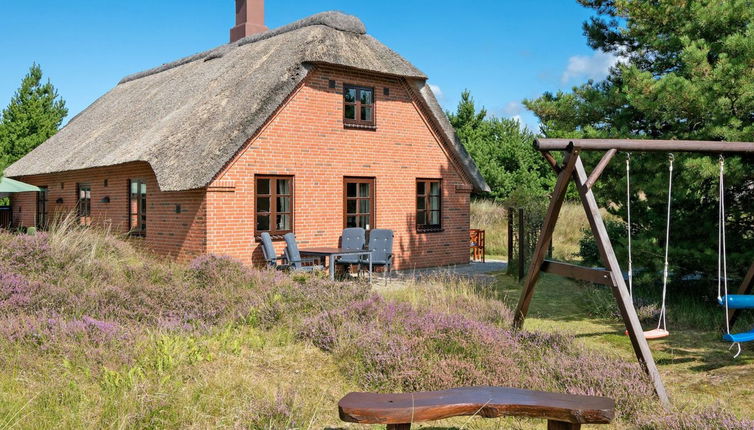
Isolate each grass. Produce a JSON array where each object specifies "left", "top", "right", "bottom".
[
  {"left": 1, "top": 214, "right": 753, "bottom": 429},
  {"left": 496, "top": 273, "right": 754, "bottom": 424},
  {"left": 470, "top": 199, "right": 598, "bottom": 261}
]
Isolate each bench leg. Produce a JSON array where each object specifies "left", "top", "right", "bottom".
[
  {"left": 547, "top": 420, "right": 580, "bottom": 430},
  {"left": 386, "top": 424, "right": 411, "bottom": 430}
]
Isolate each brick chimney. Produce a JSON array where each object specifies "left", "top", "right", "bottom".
[{"left": 230, "top": 0, "right": 267, "bottom": 43}]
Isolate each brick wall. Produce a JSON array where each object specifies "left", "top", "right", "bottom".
[
  {"left": 9, "top": 67, "right": 474, "bottom": 270},
  {"left": 10, "top": 162, "right": 207, "bottom": 261},
  {"left": 208, "top": 66, "right": 472, "bottom": 270}
]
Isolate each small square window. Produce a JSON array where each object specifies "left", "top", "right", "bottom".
[
  {"left": 344, "top": 84, "right": 375, "bottom": 127},
  {"left": 329, "top": 80, "right": 336, "bottom": 88},
  {"left": 383, "top": 87, "right": 390, "bottom": 96}
]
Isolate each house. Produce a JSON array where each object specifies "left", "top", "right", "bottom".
[{"left": 5, "top": 1, "right": 489, "bottom": 270}]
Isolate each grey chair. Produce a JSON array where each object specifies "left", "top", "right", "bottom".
[
  {"left": 260, "top": 232, "right": 288, "bottom": 270},
  {"left": 283, "top": 233, "right": 323, "bottom": 272},
  {"left": 363, "top": 229, "right": 394, "bottom": 280},
  {"left": 336, "top": 228, "right": 366, "bottom": 270}
]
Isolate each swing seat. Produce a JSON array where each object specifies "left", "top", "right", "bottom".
[
  {"left": 718, "top": 295, "right": 754, "bottom": 310},
  {"left": 625, "top": 328, "right": 670, "bottom": 339},
  {"left": 722, "top": 330, "right": 754, "bottom": 344},
  {"left": 643, "top": 328, "right": 670, "bottom": 339}
]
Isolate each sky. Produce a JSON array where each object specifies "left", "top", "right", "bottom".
[{"left": 0, "top": 1, "right": 617, "bottom": 132}]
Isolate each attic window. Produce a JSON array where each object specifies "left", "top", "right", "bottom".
[{"left": 344, "top": 85, "right": 375, "bottom": 128}]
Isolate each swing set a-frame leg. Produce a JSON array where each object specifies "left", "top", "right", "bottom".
[
  {"left": 572, "top": 157, "right": 669, "bottom": 406},
  {"left": 514, "top": 149, "right": 580, "bottom": 328},
  {"left": 513, "top": 150, "right": 670, "bottom": 406}
]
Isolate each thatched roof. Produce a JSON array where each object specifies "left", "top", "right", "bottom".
[{"left": 6, "top": 11, "right": 489, "bottom": 193}]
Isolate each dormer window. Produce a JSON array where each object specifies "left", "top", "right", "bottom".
[{"left": 344, "top": 84, "right": 375, "bottom": 127}]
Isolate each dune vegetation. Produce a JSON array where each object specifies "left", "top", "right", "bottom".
[{"left": 0, "top": 216, "right": 751, "bottom": 429}]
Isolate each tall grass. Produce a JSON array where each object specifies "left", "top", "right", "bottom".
[
  {"left": 0, "top": 224, "right": 751, "bottom": 428},
  {"left": 470, "top": 199, "right": 593, "bottom": 261}
]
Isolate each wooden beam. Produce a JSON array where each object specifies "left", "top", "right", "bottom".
[
  {"left": 513, "top": 149, "right": 579, "bottom": 329},
  {"left": 536, "top": 138, "right": 754, "bottom": 153},
  {"left": 729, "top": 260, "right": 754, "bottom": 329},
  {"left": 540, "top": 260, "right": 614, "bottom": 286},
  {"left": 584, "top": 148, "right": 617, "bottom": 190},
  {"left": 572, "top": 157, "right": 669, "bottom": 405},
  {"left": 542, "top": 150, "right": 561, "bottom": 173}
]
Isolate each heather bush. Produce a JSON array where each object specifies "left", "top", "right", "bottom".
[
  {"left": 300, "top": 294, "right": 656, "bottom": 421},
  {"left": 384, "top": 273, "right": 513, "bottom": 327},
  {"left": 636, "top": 407, "right": 754, "bottom": 429},
  {"left": 1, "top": 224, "right": 752, "bottom": 428}
]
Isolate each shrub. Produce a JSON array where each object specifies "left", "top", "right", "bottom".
[
  {"left": 300, "top": 294, "right": 655, "bottom": 421},
  {"left": 636, "top": 407, "right": 754, "bottom": 430}
]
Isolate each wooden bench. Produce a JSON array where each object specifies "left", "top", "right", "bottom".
[{"left": 339, "top": 386, "right": 614, "bottom": 430}]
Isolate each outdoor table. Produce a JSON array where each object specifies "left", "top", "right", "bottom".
[{"left": 298, "top": 247, "right": 372, "bottom": 282}]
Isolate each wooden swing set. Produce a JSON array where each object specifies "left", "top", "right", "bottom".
[{"left": 513, "top": 138, "right": 754, "bottom": 405}]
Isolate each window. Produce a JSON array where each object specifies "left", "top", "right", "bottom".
[
  {"left": 36, "top": 186, "right": 48, "bottom": 229},
  {"left": 255, "top": 176, "right": 293, "bottom": 236},
  {"left": 344, "top": 84, "right": 375, "bottom": 127},
  {"left": 344, "top": 177, "right": 375, "bottom": 229},
  {"left": 129, "top": 179, "right": 147, "bottom": 236},
  {"left": 77, "top": 183, "right": 91, "bottom": 225},
  {"left": 417, "top": 179, "right": 442, "bottom": 232}
]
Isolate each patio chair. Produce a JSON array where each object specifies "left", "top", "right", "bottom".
[
  {"left": 283, "top": 233, "right": 323, "bottom": 272},
  {"left": 260, "top": 232, "right": 288, "bottom": 270},
  {"left": 363, "top": 229, "right": 393, "bottom": 281},
  {"left": 336, "top": 228, "right": 366, "bottom": 271}
]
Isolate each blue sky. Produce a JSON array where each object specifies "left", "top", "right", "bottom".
[{"left": 0, "top": 1, "right": 617, "bottom": 131}]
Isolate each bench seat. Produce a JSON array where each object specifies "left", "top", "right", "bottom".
[{"left": 339, "top": 386, "right": 614, "bottom": 429}]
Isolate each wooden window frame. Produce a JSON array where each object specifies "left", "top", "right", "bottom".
[
  {"left": 255, "top": 175, "right": 294, "bottom": 238},
  {"left": 343, "top": 177, "right": 376, "bottom": 229},
  {"left": 343, "top": 84, "right": 376, "bottom": 128},
  {"left": 36, "top": 186, "right": 48, "bottom": 229},
  {"left": 416, "top": 179, "right": 443, "bottom": 233},
  {"left": 76, "top": 183, "right": 92, "bottom": 225},
  {"left": 128, "top": 179, "right": 147, "bottom": 237}
]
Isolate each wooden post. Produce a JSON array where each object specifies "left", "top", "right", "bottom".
[
  {"left": 729, "top": 261, "right": 754, "bottom": 328},
  {"left": 547, "top": 421, "right": 581, "bottom": 430},
  {"left": 572, "top": 157, "right": 669, "bottom": 405},
  {"left": 514, "top": 149, "right": 579, "bottom": 328},
  {"left": 518, "top": 208, "right": 526, "bottom": 281},
  {"left": 507, "top": 208, "right": 514, "bottom": 273}
]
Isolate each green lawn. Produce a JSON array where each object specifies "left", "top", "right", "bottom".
[{"left": 494, "top": 272, "right": 754, "bottom": 421}]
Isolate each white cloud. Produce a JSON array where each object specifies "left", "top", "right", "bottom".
[
  {"left": 428, "top": 83, "right": 444, "bottom": 100},
  {"left": 503, "top": 101, "right": 522, "bottom": 116},
  {"left": 561, "top": 50, "right": 621, "bottom": 84}
]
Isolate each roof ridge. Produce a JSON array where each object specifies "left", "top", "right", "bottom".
[{"left": 119, "top": 11, "right": 365, "bottom": 85}]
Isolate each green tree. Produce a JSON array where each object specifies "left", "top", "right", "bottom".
[
  {"left": 0, "top": 63, "right": 68, "bottom": 170},
  {"left": 524, "top": 0, "right": 754, "bottom": 280},
  {"left": 449, "top": 90, "right": 553, "bottom": 202}
]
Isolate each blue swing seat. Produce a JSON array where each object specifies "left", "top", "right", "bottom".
[
  {"left": 722, "top": 330, "right": 754, "bottom": 344},
  {"left": 718, "top": 295, "right": 754, "bottom": 310}
]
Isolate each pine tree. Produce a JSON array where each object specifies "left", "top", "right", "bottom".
[
  {"left": 0, "top": 63, "right": 68, "bottom": 170},
  {"left": 524, "top": 0, "right": 754, "bottom": 280},
  {"left": 448, "top": 91, "right": 553, "bottom": 201}
]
